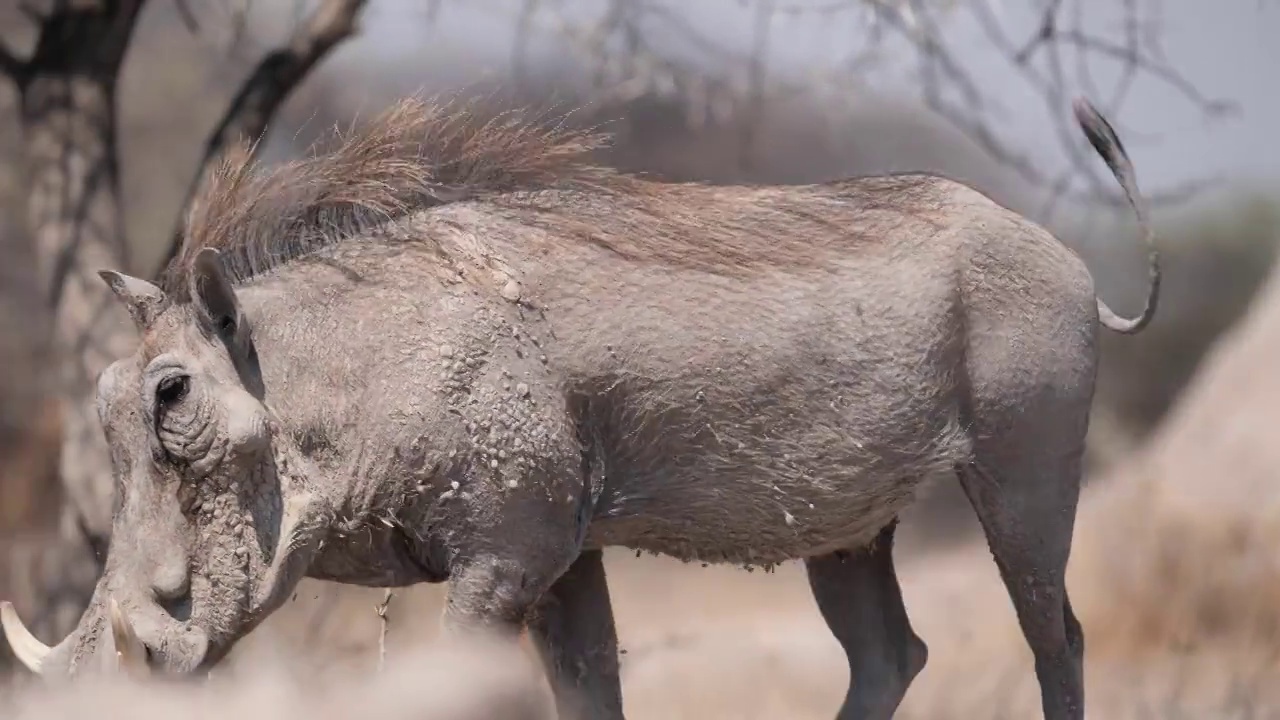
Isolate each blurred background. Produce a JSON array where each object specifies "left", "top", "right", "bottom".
[{"left": 1, "top": 1, "right": 1279, "bottom": 717}]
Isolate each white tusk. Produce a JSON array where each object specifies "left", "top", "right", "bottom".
[
  {"left": 108, "top": 598, "right": 150, "bottom": 677},
  {"left": 1, "top": 600, "right": 51, "bottom": 673}
]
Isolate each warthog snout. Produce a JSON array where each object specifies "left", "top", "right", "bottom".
[{"left": 2, "top": 592, "right": 210, "bottom": 677}]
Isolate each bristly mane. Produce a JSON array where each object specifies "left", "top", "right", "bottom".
[{"left": 160, "top": 94, "right": 634, "bottom": 298}]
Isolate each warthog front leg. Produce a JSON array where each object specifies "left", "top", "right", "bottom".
[
  {"left": 805, "top": 518, "right": 927, "bottom": 720},
  {"left": 527, "top": 549, "right": 624, "bottom": 720},
  {"left": 442, "top": 556, "right": 554, "bottom": 637},
  {"left": 440, "top": 548, "right": 621, "bottom": 720}
]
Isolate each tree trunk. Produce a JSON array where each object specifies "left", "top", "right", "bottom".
[
  {"left": 1, "top": 2, "right": 146, "bottom": 653},
  {"left": 24, "top": 70, "right": 135, "bottom": 545},
  {"left": 0, "top": 2, "right": 371, "bottom": 663}
]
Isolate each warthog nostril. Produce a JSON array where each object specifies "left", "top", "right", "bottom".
[{"left": 152, "top": 573, "right": 192, "bottom": 621}]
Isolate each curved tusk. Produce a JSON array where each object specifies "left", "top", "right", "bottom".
[
  {"left": 1, "top": 600, "right": 51, "bottom": 673},
  {"left": 108, "top": 598, "right": 150, "bottom": 677}
]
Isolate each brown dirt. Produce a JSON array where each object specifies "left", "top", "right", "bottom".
[
  {"left": 8, "top": 492, "right": 1280, "bottom": 720},
  {"left": 11, "top": 458, "right": 1257, "bottom": 720}
]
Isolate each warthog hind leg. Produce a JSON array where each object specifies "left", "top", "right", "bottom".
[
  {"left": 958, "top": 447, "right": 1086, "bottom": 720},
  {"left": 805, "top": 518, "right": 927, "bottom": 720}
]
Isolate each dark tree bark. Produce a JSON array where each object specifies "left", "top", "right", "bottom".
[{"left": 1, "top": 0, "right": 147, "bottom": 655}]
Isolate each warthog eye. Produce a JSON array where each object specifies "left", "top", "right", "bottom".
[{"left": 156, "top": 374, "right": 190, "bottom": 407}]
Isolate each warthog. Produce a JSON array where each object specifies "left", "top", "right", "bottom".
[{"left": 3, "top": 95, "right": 1156, "bottom": 720}]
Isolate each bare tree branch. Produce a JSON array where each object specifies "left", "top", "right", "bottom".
[
  {"left": 0, "top": 40, "right": 29, "bottom": 86},
  {"left": 154, "top": 0, "right": 369, "bottom": 280},
  {"left": 961, "top": 0, "right": 1234, "bottom": 214},
  {"left": 207, "top": 0, "right": 366, "bottom": 152},
  {"left": 1012, "top": 0, "right": 1064, "bottom": 63},
  {"left": 522, "top": 0, "right": 1233, "bottom": 215}
]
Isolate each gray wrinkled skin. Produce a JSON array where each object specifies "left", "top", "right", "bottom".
[{"left": 26, "top": 97, "right": 1155, "bottom": 720}]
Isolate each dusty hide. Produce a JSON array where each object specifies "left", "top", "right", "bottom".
[{"left": 1, "top": 635, "right": 552, "bottom": 720}]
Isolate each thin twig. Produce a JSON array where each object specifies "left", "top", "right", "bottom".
[
  {"left": 226, "top": 0, "right": 254, "bottom": 53},
  {"left": 1012, "top": 0, "right": 1064, "bottom": 63},
  {"left": 154, "top": 0, "right": 369, "bottom": 281},
  {"left": 173, "top": 0, "right": 201, "bottom": 34},
  {"left": 375, "top": 588, "right": 394, "bottom": 672},
  {"left": 738, "top": 0, "right": 775, "bottom": 174}
]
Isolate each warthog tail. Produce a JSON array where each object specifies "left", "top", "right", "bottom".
[{"left": 1073, "top": 96, "right": 1161, "bottom": 335}]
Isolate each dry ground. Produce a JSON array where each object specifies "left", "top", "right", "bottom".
[{"left": 9, "top": 460, "right": 1280, "bottom": 720}]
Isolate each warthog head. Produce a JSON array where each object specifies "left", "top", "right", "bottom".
[{"left": 2, "top": 249, "right": 327, "bottom": 678}]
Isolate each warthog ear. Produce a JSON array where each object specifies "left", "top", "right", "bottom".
[
  {"left": 99, "top": 270, "right": 171, "bottom": 332},
  {"left": 189, "top": 247, "right": 246, "bottom": 343}
]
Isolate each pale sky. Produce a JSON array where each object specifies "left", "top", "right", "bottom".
[{"left": 329, "top": 0, "right": 1279, "bottom": 201}]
